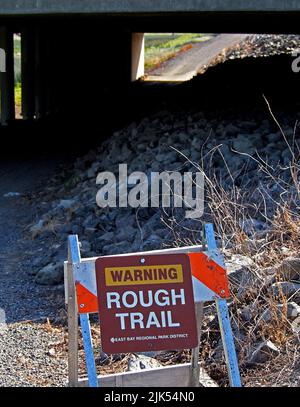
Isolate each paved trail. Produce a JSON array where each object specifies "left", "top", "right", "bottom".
[
  {"left": 0, "top": 157, "right": 68, "bottom": 386},
  {"left": 147, "top": 34, "right": 250, "bottom": 81}
]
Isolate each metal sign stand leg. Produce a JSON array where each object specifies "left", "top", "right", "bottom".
[
  {"left": 80, "top": 313, "right": 98, "bottom": 387},
  {"left": 190, "top": 301, "right": 204, "bottom": 386},
  {"left": 215, "top": 298, "right": 241, "bottom": 387},
  {"left": 204, "top": 223, "right": 242, "bottom": 387},
  {"left": 67, "top": 236, "right": 79, "bottom": 387},
  {"left": 68, "top": 235, "right": 98, "bottom": 387}
]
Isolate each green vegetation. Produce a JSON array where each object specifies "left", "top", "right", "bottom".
[
  {"left": 14, "top": 34, "right": 21, "bottom": 115},
  {"left": 14, "top": 35, "right": 21, "bottom": 54},
  {"left": 15, "top": 82, "right": 21, "bottom": 107},
  {"left": 144, "top": 33, "right": 212, "bottom": 72},
  {"left": 14, "top": 34, "right": 21, "bottom": 83}
]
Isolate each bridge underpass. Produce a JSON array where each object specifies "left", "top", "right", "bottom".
[
  {"left": 1, "top": 3, "right": 300, "bottom": 388},
  {"left": 0, "top": 2, "right": 299, "bottom": 152}
]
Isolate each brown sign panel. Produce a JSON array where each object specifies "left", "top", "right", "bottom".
[{"left": 95, "top": 253, "right": 198, "bottom": 354}]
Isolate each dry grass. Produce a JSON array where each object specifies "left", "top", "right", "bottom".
[
  {"left": 27, "top": 99, "right": 300, "bottom": 386},
  {"left": 65, "top": 102, "right": 300, "bottom": 386},
  {"left": 156, "top": 99, "right": 300, "bottom": 386}
]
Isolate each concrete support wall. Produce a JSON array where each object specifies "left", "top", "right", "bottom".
[
  {"left": 34, "top": 27, "right": 46, "bottom": 119},
  {"left": 0, "top": 22, "right": 143, "bottom": 126},
  {"left": 21, "top": 28, "right": 35, "bottom": 120},
  {"left": 131, "top": 33, "right": 144, "bottom": 81},
  {"left": 20, "top": 24, "right": 75, "bottom": 123},
  {"left": 0, "top": 27, "right": 14, "bottom": 125}
]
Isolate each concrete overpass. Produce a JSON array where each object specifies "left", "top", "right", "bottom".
[
  {"left": 0, "top": 1, "right": 300, "bottom": 126},
  {"left": 1, "top": 1, "right": 300, "bottom": 15}
]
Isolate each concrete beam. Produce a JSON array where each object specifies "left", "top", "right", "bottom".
[
  {"left": 0, "top": 27, "right": 15, "bottom": 125},
  {"left": 0, "top": 1, "right": 300, "bottom": 15},
  {"left": 131, "top": 33, "right": 144, "bottom": 81},
  {"left": 21, "top": 29, "right": 35, "bottom": 120}
]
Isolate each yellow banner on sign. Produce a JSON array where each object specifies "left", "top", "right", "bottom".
[{"left": 105, "top": 264, "right": 183, "bottom": 286}]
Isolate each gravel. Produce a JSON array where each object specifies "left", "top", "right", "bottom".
[
  {"left": 0, "top": 158, "right": 68, "bottom": 387},
  {"left": 199, "top": 34, "right": 300, "bottom": 73},
  {"left": 226, "top": 34, "right": 300, "bottom": 60},
  {"left": 0, "top": 322, "right": 67, "bottom": 387}
]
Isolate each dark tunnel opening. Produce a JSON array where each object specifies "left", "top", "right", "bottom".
[{"left": 0, "top": 12, "right": 299, "bottom": 158}]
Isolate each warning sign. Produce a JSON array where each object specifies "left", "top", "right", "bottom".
[{"left": 95, "top": 254, "right": 198, "bottom": 353}]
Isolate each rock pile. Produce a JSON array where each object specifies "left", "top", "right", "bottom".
[
  {"left": 27, "top": 107, "right": 300, "bottom": 286},
  {"left": 226, "top": 34, "right": 300, "bottom": 60},
  {"left": 25, "top": 103, "right": 300, "bottom": 382},
  {"left": 199, "top": 34, "right": 300, "bottom": 74}
]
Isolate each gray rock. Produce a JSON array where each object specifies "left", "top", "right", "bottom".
[
  {"left": 241, "top": 219, "right": 266, "bottom": 234},
  {"left": 95, "top": 351, "right": 110, "bottom": 366},
  {"left": 266, "top": 132, "right": 281, "bottom": 143},
  {"left": 278, "top": 257, "right": 300, "bottom": 281},
  {"left": 84, "top": 227, "right": 98, "bottom": 237},
  {"left": 48, "top": 348, "right": 56, "bottom": 357},
  {"left": 30, "top": 219, "right": 44, "bottom": 235},
  {"left": 145, "top": 233, "right": 161, "bottom": 243},
  {"left": 291, "top": 316, "right": 300, "bottom": 334},
  {"left": 57, "top": 199, "right": 76, "bottom": 210},
  {"left": 226, "top": 254, "right": 254, "bottom": 270},
  {"left": 148, "top": 160, "right": 159, "bottom": 171},
  {"left": 115, "top": 226, "right": 137, "bottom": 243},
  {"left": 71, "top": 224, "right": 83, "bottom": 235},
  {"left": 3, "top": 192, "right": 21, "bottom": 198},
  {"left": 218, "top": 144, "right": 233, "bottom": 161},
  {"left": 191, "top": 137, "right": 202, "bottom": 151},
  {"left": 224, "top": 123, "right": 240, "bottom": 136},
  {"left": 28, "top": 255, "right": 52, "bottom": 275},
  {"left": 240, "top": 120, "right": 257, "bottom": 131},
  {"left": 225, "top": 254, "right": 258, "bottom": 292},
  {"left": 143, "top": 212, "right": 161, "bottom": 230},
  {"left": 80, "top": 240, "right": 91, "bottom": 254},
  {"left": 96, "top": 231, "right": 115, "bottom": 243},
  {"left": 115, "top": 213, "right": 135, "bottom": 229},
  {"left": 272, "top": 281, "right": 300, "bottom": 299},
  {"left": 230, "top": 155, "right": 247, "bottom": 171},
  {"left": 127, "top": 354, "right": 162, "bottom": 372},
  {"left": 240, "top": 305, "right": 255, "bottom": 322},
  {"left": 155, "top": 151, "right": 178, "bottom": 164},
  {"left": 190, "top": 149, "right": 201, "bottom": 161},
  {"left": 233, "top": 135, "right": 255, "bottom": 154},
  {"left": 142, "top": 234, "right": 162, "bottom": 251},
  {"left": 83, "top": 214, "right": 99, "bottom": 229},
  {"left": 136, "top": 142, "right": 147, "bottom": 152},
  {"left": 102, "top": 241, "right": 131, "bottom": 255},
  {"left": 260, "top": 302, "right": 300, "bottom": 322},
  {"left": 35, "top": 262, "right": 63, "bottom": 285},
  {"left": 119, "top": 144, "right": 132, "bottom": 161},
  {"left": 282, "top": 148, "right": 292, "bottom": 163},
  {"left": 249, "top": 133, "right": 264, "bottom": 149},
  {"left": 212, "top": 327, "right": 246, "bottom": 361},
  {"left": 155, "top": 228, "right": 169, "bottom": 238},
  {"left": 87, "top": 167, "right": 96, "bottom": 179},
  {"left": 59, "top": 224, "right": 73, "bottom": 234},
  {"left": 247, "top": 340, "right": 280, "bottom": 365},
  {"left": 264, "top": 148, "right": 281, "bottom": 162}
]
